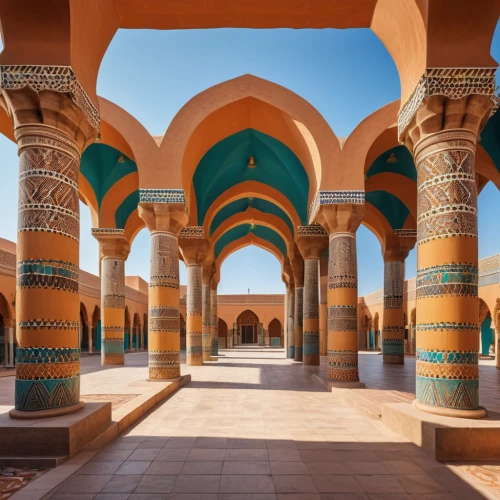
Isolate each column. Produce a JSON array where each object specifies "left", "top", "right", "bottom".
[
  {"left": 382, "top": 260, "right": 405, "bottom": 364},
  {"left": 319, "top": 276, "right": 328, "bottom": 357},
  {"left": 210, "top": 281, "right": 219, "bottom": 357},
  {"left": 291, "top": 250, "right": 304, "bottom": 362},
  {"left": 202, "top": 265, "right": 214, "bottom": 361},
  {"left": 138, "top": 195, "right": 189, "bottom": 379},
  {"left": 286, "top": 282, "right": 295, "bottom": 358},
  {"left": 398, "top": 69, "right": 496, "bottom": 417},
  {"left": 92, "top": 229, "right": 130, "bottom": 366},
  {"left": 4, "top": 321, "right": 14, "bottom": 368},
  {"left": 1, "top": 69, "right": 99, "bottom": 417},
  {"left": 298, "top": 226, "right": 328, "bottom": 366},
  {"left": 178, "top": 227, "right": 210, "bottom": 366},
  {"left": 314, "top": 196, "right": 365, "bottom": 386}
]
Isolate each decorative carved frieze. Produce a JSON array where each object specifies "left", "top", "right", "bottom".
[{"left": 309, "top": 190, "right": 365, "bottom": 224}]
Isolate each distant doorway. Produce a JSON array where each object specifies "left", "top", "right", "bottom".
[{"left": 242, "top": 325, "right": 255, "bottom": 344}]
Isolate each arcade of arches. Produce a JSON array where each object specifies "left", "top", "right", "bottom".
[{"left": 0, "top": 2, "right": 499, "bottom": 488}]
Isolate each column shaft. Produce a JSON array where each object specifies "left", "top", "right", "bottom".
[
  {"left": 294, "top": 287, "right": 304, "bottom": 362},
  {"left": 327, "top": 233, "right": 359, "bottom": 381},
  {"left": 202, "top": 284, "right": 212, "bottom": 361},
  {"left": 287, "top": 287, "right": 295, "bottom": 358},
  {"left": 211, "top": 286, "right": 218, "bottom": 356},
  {"left": 382, "top": 260, "right": 405, "bottom": 364},
  {"left": 186, "top": 265, "right": 203, "bottom": 365},
  {"left": 15, "top": 125, "right": 81, "bottom": 413},
  {"left": 414, "top": 130, "right": 481, "bottom": 414},
  {"left": 148, "top": 232, "right": 181, "bottom": 379},
  {"left": 101, "top": 258, "right": 126, "bottom": 365},
  {"left": 303, "top": 258, "right": 320, "bottom": 365}
]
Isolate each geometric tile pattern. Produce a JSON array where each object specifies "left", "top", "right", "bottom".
[
  {"left": 327, "top": 350, "right": 359, "bottom": 381},
  {"left": 303, "top": 258, "right": 319, "bottom": 364},
  {"left": 309, "top": 190, "right": 365, "bottom": 224},
  {"left": 17, "top": 259, "right": 79, "bottom": 292},
  {"left": 15, "top": 377, "right": 80, "bottom": 412},
  {"left": 294, "top": 287, "right": 304, "bottom": 362},
  {"left": 416, "top": 263, "right": 478, "bottom": 298},
  {"left": 202, "top": 284, "right": 212, "bottom": 361},
  {"left": 287, "top": 288, "right": 295, "bottom": 359},
  {"left": 186, "top": 265, "right": 203, "bottom": 365}
]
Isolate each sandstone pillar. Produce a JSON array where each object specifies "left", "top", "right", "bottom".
[
  {"left": 210, "top": 280, "right": 218, "bottom": 357},
  {"left": 319, "top": 257, "right": 328, "bottom": 357},
  {"left": 179, "top": 227, "right": 210, "bottom": 366},
  {"left": 315, "top": 197, "right": 364, "bottom": 385},
  {"left": 4, "top": 321, "right": 14, "bottom": 368},
  {"left": 286, "top": 282, "right": 295, "bottom": 358},
  {"left": 138, "top": 196, "right": 188, "bottom": 379},
  {"left": 92, "top": 229, "right": 130, "bottom": 366},
  {"left": 1, "top": 66, "right": 98, "bottom": 417},
  {"left": 202, "top": 265, "right": 215, "bottom": 361},
  {"left": 290, "top": 249, "right": 304, "bottom": 362},
  {"left": 297, "top": 226, "right": 328, "bottom": 366},
  {"left": 399, "top": 68, "right": 497, "bottom": 417}
]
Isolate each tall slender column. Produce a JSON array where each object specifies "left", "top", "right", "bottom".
[
  {"left": 92, "top": 229, "right": 130, "bottom": 366},
  {"left": 210, "top": 281, "right": 218, "bottom": 357},
  {"left": 319, "top": 260, "right": 328, "bottom": 357},
  {"left": 138, "top": 195, "right": 189, "bottom": 379},
  {"left": 382, "top": 260, "right": 405, "bottom": 365},
  {"left": 202, "top": 272, "right": 212, "bottom": 362},
  {"left": 399, "top": 69, "right": 496, "bottom": 417},
  {"left": 187, "top": 265, "right": 203, "bottom": 365},
  {"left": 315, "top": 196, "right": 365, "bottom": 386},
  {"left": 286, "top": 283, "right": 295, "bottom": 358},
  {"left": 291, "top": 249, "right": 304, "bottom": 362},
  {"left": 298, "top": 226, "right": 328, "bottom": 366},
  {"left": 179, "top": 227, "right": 210, "bottom": 366},
  {"left": 1, "top": 69, "right": 98, "bottom": 417},
  {"left": 4, "top": 321, "right": 14, "bottom": 368}
]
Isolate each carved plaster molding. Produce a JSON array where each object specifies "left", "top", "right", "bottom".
[
  {"left": 139, "top": 188, "right": 186, "bottom": 205},
  {"left": 0, "top": 65, "right": 100, "bottom": 130},
  {"left": 91, "top": 228, "right": 125, "bottom": 239},
  {"left": 309, "top": 190, "right": 365, "bottom": 225},
  {"left": 398, "top": 67, "right": 497, "bottom": 140},
  {"left": 298, "top": 224, "right": 328, "bottom": 237},
  {"left": 179, "top": 226, "right": 205, "bottom": 239},
  {"left": 394, "top": 229, "right": 417, "bottom": 238}
]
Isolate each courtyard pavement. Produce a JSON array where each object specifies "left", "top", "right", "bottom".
[{"left": 8, "top": 348, "right": 498, "bottom": 500}]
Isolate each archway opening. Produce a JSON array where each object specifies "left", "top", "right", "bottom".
[
  {"left": 237, "top": 309, "right": 260, "bottom": 345},
  {"left": 268, "top": 318, "right": 282, "bottom": 347},
  {"left": 218, "top": 318, "right": 228, "bottom": 348}
]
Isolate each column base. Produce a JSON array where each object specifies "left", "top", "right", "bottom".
[
  {"left": 102, "top": 356, "right": 125, "bottom": 366},
  {"left": 303, "top": 355, "right": 320, "bottom": 366},
  {"left": 10, "top": 401, "right": 85, "bottom": 420},
  {"left": 147, "top": 375, "right": 188, "bottom": 383},
  {"left": 413, "top": 400, "right": 487, "bottom": 420},
  {"left": 383, "top": 355, "right": 404, "bottom": 365},
  {"left": 312, "top": 374, "right": 365, "bottom": 391},
  {"left": 187, "top": 358, "right": 203, "bottom": 366},
  {"left": 294, "top": 347, "right": 303, "bottom": 362}
]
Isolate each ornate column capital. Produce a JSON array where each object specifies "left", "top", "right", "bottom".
[
  {"left": 0, "top": 65, "right": 99, "bottom": 150},
  {"left": 314, "top": 201, "right": 364, "bottom": 236},
  {"left": 297, "top": 225, "right": 328, "bottom": 260},
  {"left": 397, "top": 67, "right": 498, "bottom": 152},
  {"left": 179, "top": 227, "right": 212, "bottom": 266},
  {"left": 92, "top": 228, "right": 130, "bottom": 261},
  {"left": 289, "top": 244, "right": 304, "bottom": 288},
  {"left": 383, "top": 229, "right": 416, "bottom": 262},
  {"left": 138, "top": 189, "right": 188, "bottom": 235}
]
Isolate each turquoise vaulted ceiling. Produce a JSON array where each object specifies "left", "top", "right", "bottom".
[
  {"left": 365, "top": 191, "right": 410, "bottom": 230},
  {"left": 193, "top": 129, "right": 309, "bottom": 225},
  {"left": 214, "top": 224, "right": 287, "bottom": 259},
  {"left": 80, "top": 143, "right": 139, "bottom": 229},
  {"left": 210, "top": 198, "right": 295, "bottom": 237},
  {"left": 366, "top": 146, "right": 416, "bottom": 181}
]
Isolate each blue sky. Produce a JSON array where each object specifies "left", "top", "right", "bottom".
[{"left": 0, "top": 26, "right": 498, "bottom": 296}]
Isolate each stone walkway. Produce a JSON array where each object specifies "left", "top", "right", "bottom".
[{"left": 34, "top": 349, "right": 500, "bottom": 500}]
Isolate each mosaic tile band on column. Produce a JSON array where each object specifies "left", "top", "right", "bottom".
[
  {"left": 14, "top": 124, "right": 83, "bottom": 412},
  {"left": 414, "top": 129, "right": 481, "bottom": 412},
  {"left": 202, "top": 283, "right": 212, "bottom": 361},
  {"left": 327, "top": 233, "right": 359, "bottom": 382},
  {"left": 303, "top": 258, "right": 320, "bottom": 365},
  {"left": 210, "top": 285, "right": 218, "bottom": 357},
  {"left": 149, "top": 232, "right": 182, "bottom": 379},
  {"left": 382, "top": 260, "right": 405, "bottom": 365}
]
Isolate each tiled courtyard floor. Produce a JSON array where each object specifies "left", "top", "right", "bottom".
[{"left": 11, "top": 348, "right": 498, "bottom": 500}]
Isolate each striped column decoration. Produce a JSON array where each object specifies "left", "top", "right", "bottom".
[
  {"left": 294, "top": 287, "right": 304, "bottom": 362},
  {"left": 187, "top": 265, "right": 203, "bottom": 365},
  {"left": 303, "top": 259, "right": 320, "bottom": 365},
  {"left": 210, "top": 283, "right": 218, "bottom": 357},
  {"left": 148, "top": 232, "right": 182, "bottom": 379},
  {"left": 13, "top": 124, "right": 83, "bottom": 416},
  {"left": 413, "top": 130, "right": 483, "bottom": 416},
  {"left": 202, "top": 280, "right": 212, "bottom": 361},
  {"left": 327, "top": 233, "right": 360, "bottom": 381},
  {"left": 287, "top": 283, "right": 295, "bottom": 358},
  {"left": 382, "top": 259, "right": 405, "bottom": 364}
]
